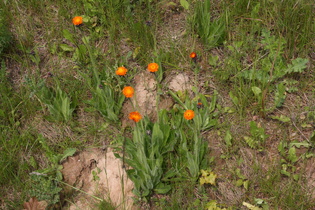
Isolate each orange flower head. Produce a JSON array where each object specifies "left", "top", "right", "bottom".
[
  {"left": 147, "top": 63, "right": 159, "bottom": 72},
  {"left": 184, "top": 110, "right": 195, "bottom": 120},
  {"left": 122, "top": 86, "right": 134, "bottom": 98},
  {"left": 72, "top": 16, "right": 83, "bottom": 26},
  {"left": 116, "top": 66, "right": 128, "bottom": 76},
  {"left": 129, "top": 111, "right": 142, "bottom": 122},
  {"left": 197, "top": 102, "right": 203, "bottom": 109},
  {"left": 190, "top": 52, "right": 197, "bottom": 59}
]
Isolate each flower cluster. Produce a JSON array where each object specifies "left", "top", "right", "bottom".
[
  {"left": 113, "top": 63, "right": 159, "bottom": 122},
  {"left": 71, "top": 16, "right": 199, "bottom": 123}
]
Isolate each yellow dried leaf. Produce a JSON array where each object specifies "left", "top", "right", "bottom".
[{"left": 200, "top": 169, "right": 217, "bottom": 185}]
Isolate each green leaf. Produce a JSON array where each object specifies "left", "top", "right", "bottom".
[
  {"left": 60, "top": 148, "right": 76, "bottom": 162},
  {"left": 244, "top": 136, "right": 254, "bottom": 148},
  {"left": 180, "top": 0, "right": 189, "bottom": 10},
  {"left": 270, "top": 115, "right": 290, "bottom": 123},
  {"left": 154, "top": 183, "right": 171, "bottom": 194},
  {"left": 229, "top": 91, "right": 239, "bottom": 106},
  {"left": 59, "top": 44, "right": 74, "bottom": 52},
  {"left": 62, "top": 29, "right": 75, "bottom": 44},
  {"left": 274, "top": 82, "right": 286, "bottom": 108},
  {"left": 82, "top": 36, "right": 90, "bottom": 45},
  {"left": 281, "top": 169, "right": 291, "bottom": 177},
  {"left": 133, "top": 46, "right": 141, "bottom": 59},
  {"left": 209, "top": 55, "right": 219, "bottom": 66},
  {"left": 288, "top": 147, "right": 298, "bottom": 163},
  {"left": 152, "top": 124, "right": 163, "bottom": 145},
  {"left": 277, "top": 141, "right": 287, "bottom": 156},
  {"left": 289, "top": 141, "right": 310, "bottom": 148},
  {"left": 251, "top": 86, "right": 262, "bottom": 96},
  {"left": 56, "top": 170, "right": 63, "bottom": 181},
  {"left": 224, "top": 130, "right": 232, "bottom": 147},
  {"left": 285, "top": 58, "right": 308, "bottom": 74},
  {"left": 293, "top": 174, "right": 299, "bottom": 181},
  {"left": 235, "top": 179, "right": 243, "bottom": 187},
  {"left": 243, "top": 180, "right": 249, "bottom": 190}
]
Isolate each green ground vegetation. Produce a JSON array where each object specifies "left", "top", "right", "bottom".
[{"left": 1, "top": 0, "right": 315, "bottom": 209}]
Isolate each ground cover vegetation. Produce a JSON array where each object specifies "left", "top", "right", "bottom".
[{"left": 1, "top": 0, "right": 315, "bottom": 209}]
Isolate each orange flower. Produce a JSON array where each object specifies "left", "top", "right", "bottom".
[
  {"left": 147, "top": 63, "right": 159, "bottom": 72},
  {"left": 122, "top": 86, "right": 134, "bottom": 98},
  {"left": 72, "top": 16, "right": 83, "bottom": 26},
  {"left": 129, "top": 111, "right": 142, "bottom": 122},
  {"left": 190, "top": 52, "right": 197, "bottom": 59},
  {"left": 184, "top": 110, "right": 195, "bottom": 120},
  {"left": 197, "top": 102, "right": 203, "bottom": 109},
  {"left": 116, "top": 66, "right": 128, "bottom": 76}
]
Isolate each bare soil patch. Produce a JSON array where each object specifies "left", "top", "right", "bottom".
[{"left": 62, "top": 148, "right": 134, "bottom": 210}]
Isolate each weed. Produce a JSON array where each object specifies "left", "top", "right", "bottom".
[
  {"left": 84, "top": 65, "right": 125, "bottom": 123},
  {"left": 243, "top": 121, "right": 268, "bottom": 150},
  {"left": 26, "top": 77, "right": 76, "bottom": 122},
  {"left": 28, "top": 135, "right": 76, "bottom": 206},
  {"left": 190, "top": 0, "right": 227, "bottom": 49},
  {"left": 124, "top": 110, "right": 175, "bottom": 199}
]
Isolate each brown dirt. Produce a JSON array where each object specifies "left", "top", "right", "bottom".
[
  {"left": 62, "top": 148, "right": 134, "bottom": 210},
  {"left": 305, "top": 158, "right": 315, "bottom": 200}
]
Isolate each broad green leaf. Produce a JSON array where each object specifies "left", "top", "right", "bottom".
[
  {"left": 62, "top": 29, "right": 75, "bottom": 44},
  {"left": 60, "top": 148, "right": 76, "bottom": 162},
  {"left": 235, "top": 179, "right": 243, "bottom": 187},
  {"left": 251, "top": 86, "right": 262, "bottom": 96},
  {"left": 180, "top": 0, "right": 189, "bottom": 10},
  {"left": 154, "top": 183, "right": 171, "bottom": 194},
  {"left": 59, "top": 44, "right": 74, "bottom": 52},
  {"left": 288, "top": 147, "right": 298, "bottom": 163}
]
